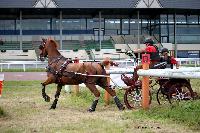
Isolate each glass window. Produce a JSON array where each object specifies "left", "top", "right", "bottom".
[
  {"left": 52, "top": 19, "right": 59, "bottom": 30},
  {"left": 161, "top": 25, "right": 168, "bottom": 35},
  {"left": 187, "top": 15, "right": 198, "bottom": 24},
  {"left": 199, "top": 15, "right": 200, "bottom": 24},
  {"left": 122, "top": 19, "right": 129, "bottom": 34},
  {"left": 141, "top": 19, "right": 149, "bottom": 27},
  {"left": 105, "top": 19, "right": 120, "bottom": 29},
  {"left": 62, "top": 19, "right": 86, "bottom": 30},
  {"left": 176, "top": 15, "right": 186, "bottom": 24},
  {"left": 168, "top": 15, "right": 174, "bottom": 24},
  {"left": 16, "top": 20, "right": 20, "bottom": 30},
  {"left": 169, "top": 25, "right": 174, "bottom": 43},
  {"left": 22, "top": 19, "right": 50, "bottom": 30},
  {"left": 160, "top": 15, "right": 167, "bottom": 24},
  {"left": 130, "top": 19, "right": 140, "bottom": 35},
  {"left": 105, "top": 19, "right": 120, "bottom": 35},
  {"left": 176, "top": 25, "right": 200, "bottom": 44},
  {"left": 87, "top": 18, "right": 104, "bottom": 30},
  {"left": 154, "top": 19, "right": 159, "bottom": 25},
  {"left": 177, "top": 25, "right": 200, "bottom": 34},
  {"left": 130, "top": 19, "right": 139, "bottom": 29},
  {"left": 0, "top": 20, "right": 16, "bottom": 30}
]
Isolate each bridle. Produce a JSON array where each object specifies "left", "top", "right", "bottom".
[
  {"left": 39, "top": 38, "right": 47, "bottom": 50},
  {"left": 39, "top": 39, "right": 48, "bottom": 61}
]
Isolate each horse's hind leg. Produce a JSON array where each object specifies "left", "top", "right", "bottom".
[
  {"left": 85, "top": 83, "right": 100, "bottom": 112},
  {"left": 41, "top": 77, "right": 54, "bottom": 102},
  {"left": 50, "top": 84, "right": 62, "bottom": 109},
  {"left": 99, "top": 79, "right": 125, "bottom": 111}
]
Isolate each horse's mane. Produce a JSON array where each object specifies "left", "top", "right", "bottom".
[{"left": 49, "top": 39, "right": 59, "bottom": 49}]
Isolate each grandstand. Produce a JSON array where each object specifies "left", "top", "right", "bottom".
[{"left": 0, "top": 0, "right": 200, "bottom": 61}]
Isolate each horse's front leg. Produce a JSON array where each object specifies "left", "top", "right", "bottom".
[
  {"left": 50, "top": 84, "right": 62, "bottom": 109},
  {"left": 41, "top": 77, "right": 54, "bottom": 102}
]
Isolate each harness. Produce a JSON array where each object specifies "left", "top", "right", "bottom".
[
  {"left": 46, "top": 56, "right": 72, "bottom": 84},
  {"left": 46, "top": 57, "right": 108, "bottom": 86}
]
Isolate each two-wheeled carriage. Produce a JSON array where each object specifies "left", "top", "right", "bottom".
[{"left": 121, "top": 69, "right": 196, "bottom": 109}]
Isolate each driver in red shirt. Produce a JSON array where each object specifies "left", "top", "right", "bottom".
[{"left": 126, "top": 38, "right": 160, "bottom": 80}]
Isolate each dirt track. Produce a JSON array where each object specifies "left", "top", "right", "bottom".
[{"left": 1, "top": 72, "right": 47, "bottom": 81}]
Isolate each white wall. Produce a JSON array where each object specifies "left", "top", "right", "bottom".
[{"left": 0, "top": 50, "right": 37, "bottom": 61}]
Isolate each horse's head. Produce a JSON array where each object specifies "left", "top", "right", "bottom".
[
  {"left": 39, "top": 38, "right": 48, "bottom": 61},
  {"left": 39, "top": 38, "right": 59, "bottom": 61}
]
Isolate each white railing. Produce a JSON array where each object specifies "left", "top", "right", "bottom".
[
  {"left": 0, "top": 61, "right": 48, "bottom": 72},
  {"left": 0, "top": 59, "right": 137, "bottom": 72},
  {"left": 137, "top": 67, "right": 200, "bottom": 79},
  {"left": 0, "top": 58, "right": 199, "bottom": 72}
]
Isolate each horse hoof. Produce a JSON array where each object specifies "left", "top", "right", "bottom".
[
  {"left": 119, "top": 106, "right": 125, "bottom": 111},
  {"left": 87, "top": 108, "right": 95, "bottom": 112},
  {"left": 45, "top": 96, "right": 50, "bottom": 102},
  {"left": 50, "top": 106, "right": 56, "bottom": 110}
]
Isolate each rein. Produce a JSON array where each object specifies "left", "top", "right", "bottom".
[{"left": 73, "top": 72, "right": 110, "bottom": 78}]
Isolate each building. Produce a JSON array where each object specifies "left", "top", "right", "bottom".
[{"left": 0, "top": 0, "right": 200, "bottom": 59}]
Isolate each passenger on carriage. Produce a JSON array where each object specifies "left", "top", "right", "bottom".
[{"left": 160, "top": 48, "right": 179, "bottom": 69}]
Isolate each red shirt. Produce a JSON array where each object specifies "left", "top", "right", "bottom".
[
  {"left": 145, "top": 45, "right": 157, "bottom": 53},
  {"left": 145, "top": 45, "right": 160, "bottom": 62},
  {"left": 170, "top": 57, "right": 177, "bottom": 64}
]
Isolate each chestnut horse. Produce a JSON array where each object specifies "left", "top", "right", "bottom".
[{"left": 39, "top": 38, "right": 125, "bottom": 112}]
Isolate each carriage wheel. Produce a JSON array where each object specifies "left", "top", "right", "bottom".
[
  {"left": 168, "top": 82, "right": 194, "bottom": 104},
  {"left": 124, "top": 87, "right": 151, "bottom": 109},
  {"left": 156, "top": 87, "right": 171, "bottom": 105}
]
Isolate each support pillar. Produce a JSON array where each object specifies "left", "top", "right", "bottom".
[
  {"left": 137, "top": 11, "right": 141, "bottom": 59},
  {"left": 19, "top": 10, "right": 22, "bottom": 50},
  {"left": 99, "top": 11, "right": 102, "bottom": 50},
  {"left": 141, "top": 54, "right": 150, "bottom": 110},
  {"left": 174, "top": 13, "right": 177, "bottom": 58},
  {"left": 59, "top": 11, "right": 63, "bottom": 50}
]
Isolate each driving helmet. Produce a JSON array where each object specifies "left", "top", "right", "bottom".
[
  {"left": 161, "top": 48, "right": 169, "bottom": 54},
  {"left": 144, "top": 38, "right": 154, "bottom": 45}
]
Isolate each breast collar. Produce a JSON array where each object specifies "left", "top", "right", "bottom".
[{"left": 48, "top": 55, "right": 64, "bottom": 66}]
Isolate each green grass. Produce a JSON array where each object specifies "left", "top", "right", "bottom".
[
  {"left": 122, "top": 100, "right": 200, "bottom": 130},
  {"left": 190, "top": 79, "right": 200, "bottom": 93},
  {"left": 0, "top": 80, "right": 200, "bottom": 132},
  {"left": 121, "top": 79, "right": 200, "bottom": 130}
]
